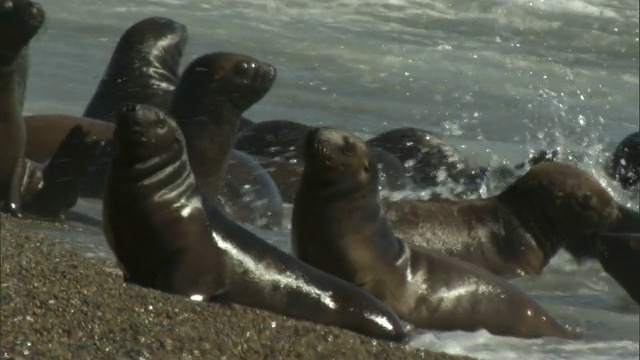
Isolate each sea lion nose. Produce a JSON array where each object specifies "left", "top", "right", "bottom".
[
  {"left": 121, "top": 103, "right": 140, "bottom": 114},
  {"left": 25, "top": 1, "right": 44, "bottom": 25},
  {"left": 116, "top": 103, "right": 143, "bottom": 127},
  {"left": 264, "top": 62, "right": 276, "bottom": 78}
]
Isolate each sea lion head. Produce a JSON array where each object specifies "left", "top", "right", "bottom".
[
  {"left": 0, "top": 0, "right": 45, "bottom": 66},
  {"left": 171, "top": 52, "right": 277, "bottom": 118},
  {"left": 607, "top": 131, "right": 639, "bottom": 189},
  {"left": 498, "top": 162, "right": 640, "bottom": 259},
  {"left": 113, "top": 103, "right": 184, "bottom": 165},
  {"left": 302, "top": 127, "right": 376, "bottom": 191},
  {"left": 112, "top": 16, "right": 187, "bottom": 79}
]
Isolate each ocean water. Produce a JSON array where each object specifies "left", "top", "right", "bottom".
[{"left": 22, "top": 0, "right": 639, "bottom": 359}]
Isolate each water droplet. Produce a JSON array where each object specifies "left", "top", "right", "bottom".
[{"left": 190, "top": 294, "right": 204, "bottom": 302}]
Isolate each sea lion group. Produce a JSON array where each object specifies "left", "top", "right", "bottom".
[{"left": 2, "top": 1, "right": 639, "bottom": 344}]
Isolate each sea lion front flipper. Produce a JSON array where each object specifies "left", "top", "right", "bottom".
[{"left": 23, "top": 125, "right": 105, "bottom": 219}]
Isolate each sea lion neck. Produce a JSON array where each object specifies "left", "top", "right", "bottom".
[
  {"left": 496, "top": 163, "right": 626, "bottom": 262},
  {"left": 495, "top": 190, "right": 568, "bottom": 261},
  {"left": 176, "top": 107, "right": 240, "bottom": 201},
  {"left": 169, "top": 85, "right": 243, "bottom": 123}
]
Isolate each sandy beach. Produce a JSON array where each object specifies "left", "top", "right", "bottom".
[{"left": 0, "top": 214, "right": 472, "bottom": 359}]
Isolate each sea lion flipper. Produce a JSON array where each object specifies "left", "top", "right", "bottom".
[
  {"left": 24, "top": 125, "right": 105, "bottom": 219},
  {"left": 3, "top": 162, "right": 25, "bottom": 218}
]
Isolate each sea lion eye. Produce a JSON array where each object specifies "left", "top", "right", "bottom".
[
  {"left": 363, "top": 163, "right": 370, "bottom": 173},
  {"left": 234, "top": 61, "right": 254, "bottom": 77},
  {"left": 341, "top": 136, "right": 355, "bottom": 155},
  {"left": 154, "top": 120, "right": 167, "bottom": 130}
]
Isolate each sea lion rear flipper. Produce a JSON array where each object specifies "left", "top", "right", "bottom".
[{"left": 23, "top": 125, "right": 106, "bottom": 219}]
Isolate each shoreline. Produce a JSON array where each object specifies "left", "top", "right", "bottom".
[{"left": 0, "top": 214, "right": 472, "bottom": 359}]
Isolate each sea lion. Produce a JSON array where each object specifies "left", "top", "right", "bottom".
[
  {"left": 83, "top": 17, "right": 188, "bottom": 121},
  {"left": 254, "top": 157, "right": 305, "bottom": 204},
  {"left": 1, "top": 0, "right": 102, "bottom": 219},
  {"left": 382, "top": 162, "right": 640, "bottom": 302},
  {"left": 598, "top": 231, "right": 640, "bottom": 304},
  {"left": 21, "top": 125, "right": 106, "bottom": 219},
  {"left": 235, "top": 119, "right": 310, "bottom": 158},
  {"left": 606, "top": 131, "right": 639, "bottom": 191},
  {"left": 23, "top": 51, "right": 284, "bottom": 227},
  {"left": 24, "top": 114, "right": 114, "bottom": 162},
  {"left": 168, "top": 52, "right": 283, "bottom": 226},
  {"left": 253, "top": 148, "right": 409, "bottom": 204},
  {"left": 367, "top": 127, "right": 486, "bottom": 198},
  {"left": 235, "top": 119, "right": 411, "bottom": 201},
  {"left": 103, "top": 103, "right": 408, "bottom": 342},
  {"left": 292, "top": 126, "right": 574, "bottom": 339},
  {"left": 0, "top": 0, "right": 45, "bottom": 215}
]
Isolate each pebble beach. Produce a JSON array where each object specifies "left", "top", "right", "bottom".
[{"left": 0, "top": 214, "right": 473, "bottom": 359}]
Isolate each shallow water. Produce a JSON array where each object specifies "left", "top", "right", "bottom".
[{"left": 22, "top": 0, "right": 639, "bottom": 359}]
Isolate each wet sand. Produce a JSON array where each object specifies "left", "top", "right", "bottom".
[{"left": 0, "top": 214, "right": 472, "bottom": 359}]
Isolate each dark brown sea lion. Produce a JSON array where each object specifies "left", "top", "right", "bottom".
[
  {"left": 24, "top": 114, "right": 114, "bottom": 163},
  {"left": 22, "top": 125, "right": 106, "bottom": 219},
  {"left": 83, "top": 17, "right": 188, "bottom": 121},
  {"left": 235, "top": 119, "right": 411, "bottom": 201},
  {"left": 235, "top": 119, "right": 310, "bottom": 158},
  {"left": 254, "top": 156, "right": 304, "bottom": 204},
  {"left": 597, "top": 231, "right": 640, "bottom": 304},
  {"left": 252, "top": 149, "right": 410, "bottom": 204},
  {"left": 383, "top": 162, "right": 640, "bottom": 302},
  {"left": 606, "top": 131, "right": 639, "bottom": 191},
  {"left": 168, "top": 52, "right": 283, "bottom": 227},
  {"left": 103, "top": 103, "right": 408, "bottom": 341},
  {"left": 23, "top": 52, "right": 284, "bottom": 227},
  {"left": 292, "top": 126, "right": 574, "bottom": 339},
  {"left": 367, "top": 127, "right": 486, "bottom": 198},
  {"left": 1, "top": 0, "right": 103, "bottom": 219},
  {"left": 0, "top": 0, "right": 45, "bottom": 215}
]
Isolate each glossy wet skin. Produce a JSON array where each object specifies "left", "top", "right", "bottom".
[
  {"left": 294, "top": 127, "right": 573, "bottom": 339},
  {"left": 169, "top": 52, "right": 277, "bottom": 206},
  {"left": 106, "top": 103, "right": 223, "bottom": 294},
  {"left": 0, "top": 0, "right": 44, "bottom": 215},
  {"left": 113, "top": 103, "right": 183, "bottom": 165},
  {"left": 366, "top": 127, "right": 484, "bottom": 196},
  {"left": 608, "top": 131, "right": 639, "bottom": 189},
  {"left": 83, "top": 16, "right": 188, "bottom": 121},
  {"left": 170, "top": 52, "right": 276, "bottom": 120},
  {"left": 104, "top": 104, "right": 408, "bottom": 341},
  {"left": 0, "top": 0, "right": 44, "bottom": 66}
]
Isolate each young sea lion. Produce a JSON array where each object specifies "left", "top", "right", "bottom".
[
  {"left": 0, "top": 0, "right": 45, "bottom": 215},
  {"left": 83, "top": 17, "right": 188, "bottom": 121},
  {"left": 23, "top": 51, "right": 284, "bottom": 228},
  {"left": 383, "top": 162, "right": 640, "bottom": 303},
  {"left": 235, "top": 119, "right": 411, "bottom": 202},
  {"left": 367, "top": 127, "right": 486, "bottom": 198},
  {"left": 168, "top": 52, "right": 284, "bottom": 227},
  {"left": 103, "top": 104, "right": 408, "bottom": 342},
  {"left": 606, "top": 131, "right": 639, "bottom": 191},
  {"left": 1, "top": 0, "right": 103, "bottom": 219},
  {"left": 292, "top": 126, "right": 574, "bottom": 339}
]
